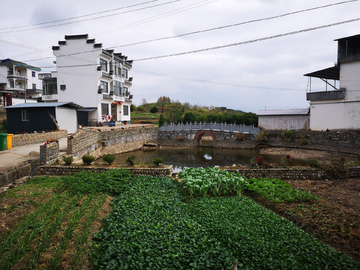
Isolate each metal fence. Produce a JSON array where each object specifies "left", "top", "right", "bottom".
[{"left": 158, "top": 122, "right": 260, "bottom": 134}]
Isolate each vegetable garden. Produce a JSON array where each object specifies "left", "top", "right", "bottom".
[{"left": 0, "top": 168, "right": 359, "bottom": 269}]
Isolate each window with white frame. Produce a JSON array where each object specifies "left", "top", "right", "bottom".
[
  {"left": 123, "top": 86, "right": 129, "bottom": 96},
  {"left": 114, "top": 61, "right": 121, "bottom": 76},
  {"left": 21, "top": 110, "right": 29, "bottom": 121},
  {"left": 60, "top": 85, "right": 66, "bottom": 91},
  {"left": 32, "top": 84, "right": 36, "bottom": 90},
  {"left": 100, "top": 59, "right": 107, "bottom": 72},
  {"left": 114, "top": 81, "right": 121, "bottom": 96},
  {"left": 101, "top": 103, "right": 109, "bottom": 116},
  {"left": 101, "top": 81, "right": 108, "bottom": 93},
  {"left": 123, "top": 105, "right": 129, "bottom": 116},
  {"left": 32, "top": 71, "right": 36, "bottom": 77}
]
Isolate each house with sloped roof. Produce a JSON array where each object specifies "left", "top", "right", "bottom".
[
  {"left": 5, "top": 102, "right": 82, "bottom": 134},
  {"left": 304, "top": 34, "right": 360, "bottom": 130},
  {"left": 0, "top": 59, "right": 42, "bottom": 106},
  {"left": 257, "top": 108, "right": 310, "bottom": 130}
]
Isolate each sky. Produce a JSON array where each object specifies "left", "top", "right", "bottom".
[{"left": 1, "top": 0, "right": 360, "bottom": 113}]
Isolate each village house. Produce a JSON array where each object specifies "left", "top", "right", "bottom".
[
  {"left": 40, "top": 34, "right": 133, "bottom": 125},
  {"left": 305, "top": 34, "right": 360, "bottom": 130},
  {"left": 0, "top": 59, "right": 42, "bottom": 106}
]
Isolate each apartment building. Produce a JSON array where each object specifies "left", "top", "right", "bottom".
[{"left": 41, "top": 34, "right": 133, "bottom": 125}]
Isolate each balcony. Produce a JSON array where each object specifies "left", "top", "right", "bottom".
[
  {"left": 307, "top": 90, "right": 345, "bottom": 101},
  {"left": 7, "top": 73, "right": 28, "bottom": 80}
]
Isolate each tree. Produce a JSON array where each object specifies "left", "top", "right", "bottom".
[
  {"left": 183, "top": 112, "right": 197, "bottom": 123},
  {"left": 159, "top": 114, "right": 168, "bottom": 127},
  {"left": 168, "top": 101, "right": 184, "bottom": 124},
  {"left": 157, "top": 96, "right": 171, "bottom": 114},
  {"left": 150, "top": 106, "right": 159, "bottom": 113},
  {"left": 130, "top": 104, "right": 136, "bottom": 112},
  {"left": 141, "top": 98, "right": 148, "bottom": 105}
]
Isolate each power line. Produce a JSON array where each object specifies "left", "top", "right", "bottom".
[
  {"left": 133, "top": 17, "right": 360, "bottom": 61},
  {"left": 132, "top": 69, "right": 305, "bottom": 91},
  {"left": 0, "top": 0, "right": 181, "bottom": 33},
  {"left": 108, "top": 0, "right": 359, "bottom": 49}
]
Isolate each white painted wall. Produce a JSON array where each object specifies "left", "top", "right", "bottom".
[
  {"left": 339, "top": 62, "right": 360, "bottom": 101},
  {"left": 258, "top": 115, "right": 310, "bottom": 130},
  {"left": 55, "top": 107, "right": 77, "bottom": 133},
  {"left": 310, "top": 102, "right": 360, "bottom": 130}
]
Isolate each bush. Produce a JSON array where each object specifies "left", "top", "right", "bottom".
[
  {"left": 150, "top": 106, "right": 159, "bottom": 113},
  {"left": 323, "top": 157, "right": 347, "bottom": 179},
  {"left": 256, "top": 130, "right": 267, "bottom": 141},
  {"left": 82, "top": 154, "right": 95, "bottom": 165},
  {"left": 256, "top": 156, "right": 265, "bottom": 165},
  {"left": 126, "top": 155, "right": 136, "bottom": 166},
  {"left": 307, "top": 158, "right": 321, "bottom": 168},
  {"left": 102, "top": 153, "right": 116, "bottom": 165},
  {"left": 283, "top": 130, "right": 294, "bottom": 141},
  {"left": 235, "top": 133, "right": 244, "bottom": 141},
  {"left": 152, "top": 157, "right": 164, "bottom": 166},
  {"left": 130, "top": 104, "right": 136, "bottom": 112},
  {"left": 62, "top": 155, "right": 74, "bottom": 166}
]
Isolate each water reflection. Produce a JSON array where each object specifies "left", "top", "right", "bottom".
[{"left": 95, "top": 147, "right": 308, "bottom": 173}]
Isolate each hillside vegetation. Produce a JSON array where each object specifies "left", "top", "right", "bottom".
[{"left": 131, "top": 96, "right": 258, "bottom": 126}]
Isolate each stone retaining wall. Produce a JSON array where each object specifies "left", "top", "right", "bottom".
[
  {"left": 67, "top": 126, "right": 158, "bottom": 158},
  {"left": 40, "top": 141, "right": 59, "bottom": 165},
  {"left": 35, "top": 165, "right": 173, "bottom": 177},
  {"left": 0, "top": 160, "right": 39, "bottom": 188},
  {"left": 12, "top": 131, "right": 67, "bottom": 147}
]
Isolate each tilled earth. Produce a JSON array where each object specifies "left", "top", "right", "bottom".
[{"left": 246, "top": 178, "right": 360, "bottom": 262}]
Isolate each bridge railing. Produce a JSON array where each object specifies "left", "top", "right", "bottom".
[{"left": 158, "top": 122, "right": 260, "bottom": 134}]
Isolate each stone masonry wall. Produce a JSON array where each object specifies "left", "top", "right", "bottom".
[
  {"left": 67, "top": 126, "right": 159, "bottom": 158},
  {"left": 12, "top": 131, "right": 67, "bottom": 147},
  {"left": 40, "top": 141, "right": 60, "bottom": 165}
]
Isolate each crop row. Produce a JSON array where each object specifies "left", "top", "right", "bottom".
[
  {"left": 179, "top": 167, "right": 318, "bottom": 202},
  {"left": 90, "top": 175, "right": 360, "bottom": 269}
]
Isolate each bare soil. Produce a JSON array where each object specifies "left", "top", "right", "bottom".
[{"left": 245, "top": 178, "right": 360, "bottom": 261}]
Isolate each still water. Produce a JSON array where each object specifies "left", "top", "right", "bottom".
[{"left": 95, "top": 147, "right": 308, "bottom": 173}]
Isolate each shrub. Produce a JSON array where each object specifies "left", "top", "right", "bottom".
[
  {"left": 323, "top": 157, "right": 347, "bottom": 179},
  {"left": 283, "top": 130, "right": 294, "bottom": 141},
  {"left": 286, "top": 154, "right": 293, "bottom": 166},
  {"left": 256, "top": 156, "right": 265, "bottom": 165},
  {"left": 235, "top": 133, "right": 244, "bottom": 141},
  {"left": 250, "top": 157, "right": 257, "bottom": 167},
  {"left": 82, "top": 154, "right": 95, "bottom": 165},
  {"left": 152, "top": 157, "right": 164, "bottom": 166},
  {"left": 102, "top": 153, "right": 116, "bottom": 165},
  {"left": 126, "top": 155, "right": 136, "bottom": 166},
  {"left": 130, "top": 104, "right": 136, "bottom": 112},
  {"left": 150, "top": 106, "right": 159, "bottom": 113},
  {"left": 307, "top": 158, "right": 321, "bottom": 168},
  {"left": 300, "top": 137, "right": 307, "bottom": 145},
  {"left": 62, "top": 155, "right": 74, "bottom": 166},
  {"left": 2, "top": 119, "right": 7, "bottom": 131},
  {"left": 256, "top": 130, "right": 267, "bottom": 141}
]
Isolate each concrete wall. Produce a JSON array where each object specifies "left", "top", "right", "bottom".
[{"left": 258, "top": 115, "right": 310, "bottom": 130}]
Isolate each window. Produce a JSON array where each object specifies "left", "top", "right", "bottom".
[
  {"left": 10, "top": 81, "right": 14, "bottom": 88},
  {"left": 60, "top": 85, "right": 66, "bottom": 91},
  {"left": 101, "top": 81, "right": 108, "bottom": 93},
  {"left": 100, "top": 59, "right": 107, "bottom": 71},
  {"left": 123, "top": 86, "right": 129, "bottom": 96},
  {"left": 123, "top": 105, "right": 129, "bottom": 116},
  {"left": 32, "top": 84, "right": 36, "bottom": 90},
  {"left": 114, "top": 61, "right": 121, "bottom": 76},
  {"left": 32, "top": 71, "right": 36, "bottom": 77},
  {"left": 21, "top": 110, "right": 29, "bottom": 121},
  {"left": 101, "top": 103, "right": 109, "bottom": 116},
  {"left": 122, "top": 68, "right": 128, "bottom": 78},
  {"left": 114, "top": 81, "right": 122, "bottom": 96}
]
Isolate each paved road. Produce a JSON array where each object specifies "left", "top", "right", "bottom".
[{"left": 0, "top": 138, "right": 67, "bottom": 169}]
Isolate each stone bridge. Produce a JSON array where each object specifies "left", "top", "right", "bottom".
[{"left": 158, "top": 122, "right": 259, "bottom": 147}]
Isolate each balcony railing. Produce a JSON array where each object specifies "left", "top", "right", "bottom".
[
  {"left": 7, "top": 74, "right": 28, "bottom": 80},
  {"left": 307, "top": 90, "right": 345, "bottom": 101}
]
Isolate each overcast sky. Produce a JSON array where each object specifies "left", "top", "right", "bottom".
[{"left": 1, "top": 0, "right": 360, "bottom": 112}]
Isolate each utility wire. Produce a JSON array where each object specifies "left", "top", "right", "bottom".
[
  {"left": 109, "top": 0, "right": 359, "bottom": 49},
  {"left": 133, "top": 17, "right": 360, "bottom": 61},
  {"left": 0, "top": 0, "right": 182, "bottom": 33}
]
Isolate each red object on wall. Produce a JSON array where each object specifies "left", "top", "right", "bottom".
[
  {"left": 119, "top": 111, "right": 121, "bottom": 113},
  {"left": 118, "top": 101, "right": 123, "bottom": 105}
]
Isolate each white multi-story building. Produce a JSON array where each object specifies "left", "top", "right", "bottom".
[
  {"left": 0, "top": 59, "right": 42, "bottom": 106},
  {"left": 305, "top": 34, "right": 360, "bottom": 130},
  {"left": 41, "top": 34, "right": 133, "bottom": 125}
]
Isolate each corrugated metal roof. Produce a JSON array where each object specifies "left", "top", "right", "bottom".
[
  {"left": 257, "top": 108, "right": 309, "bottom": 116},
  {"left": 78, "top": 107, "right": 97, "bottom": 112},
  {"left": 304, "top": 65, "right": 340, "bottom": 80},
  {"left": 5, "top": 102, "right": 83, "bottom": 109}
]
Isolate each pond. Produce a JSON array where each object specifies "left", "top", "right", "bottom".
[{"left": 94, "top": 147, "right": 308, "bottom": 172}]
